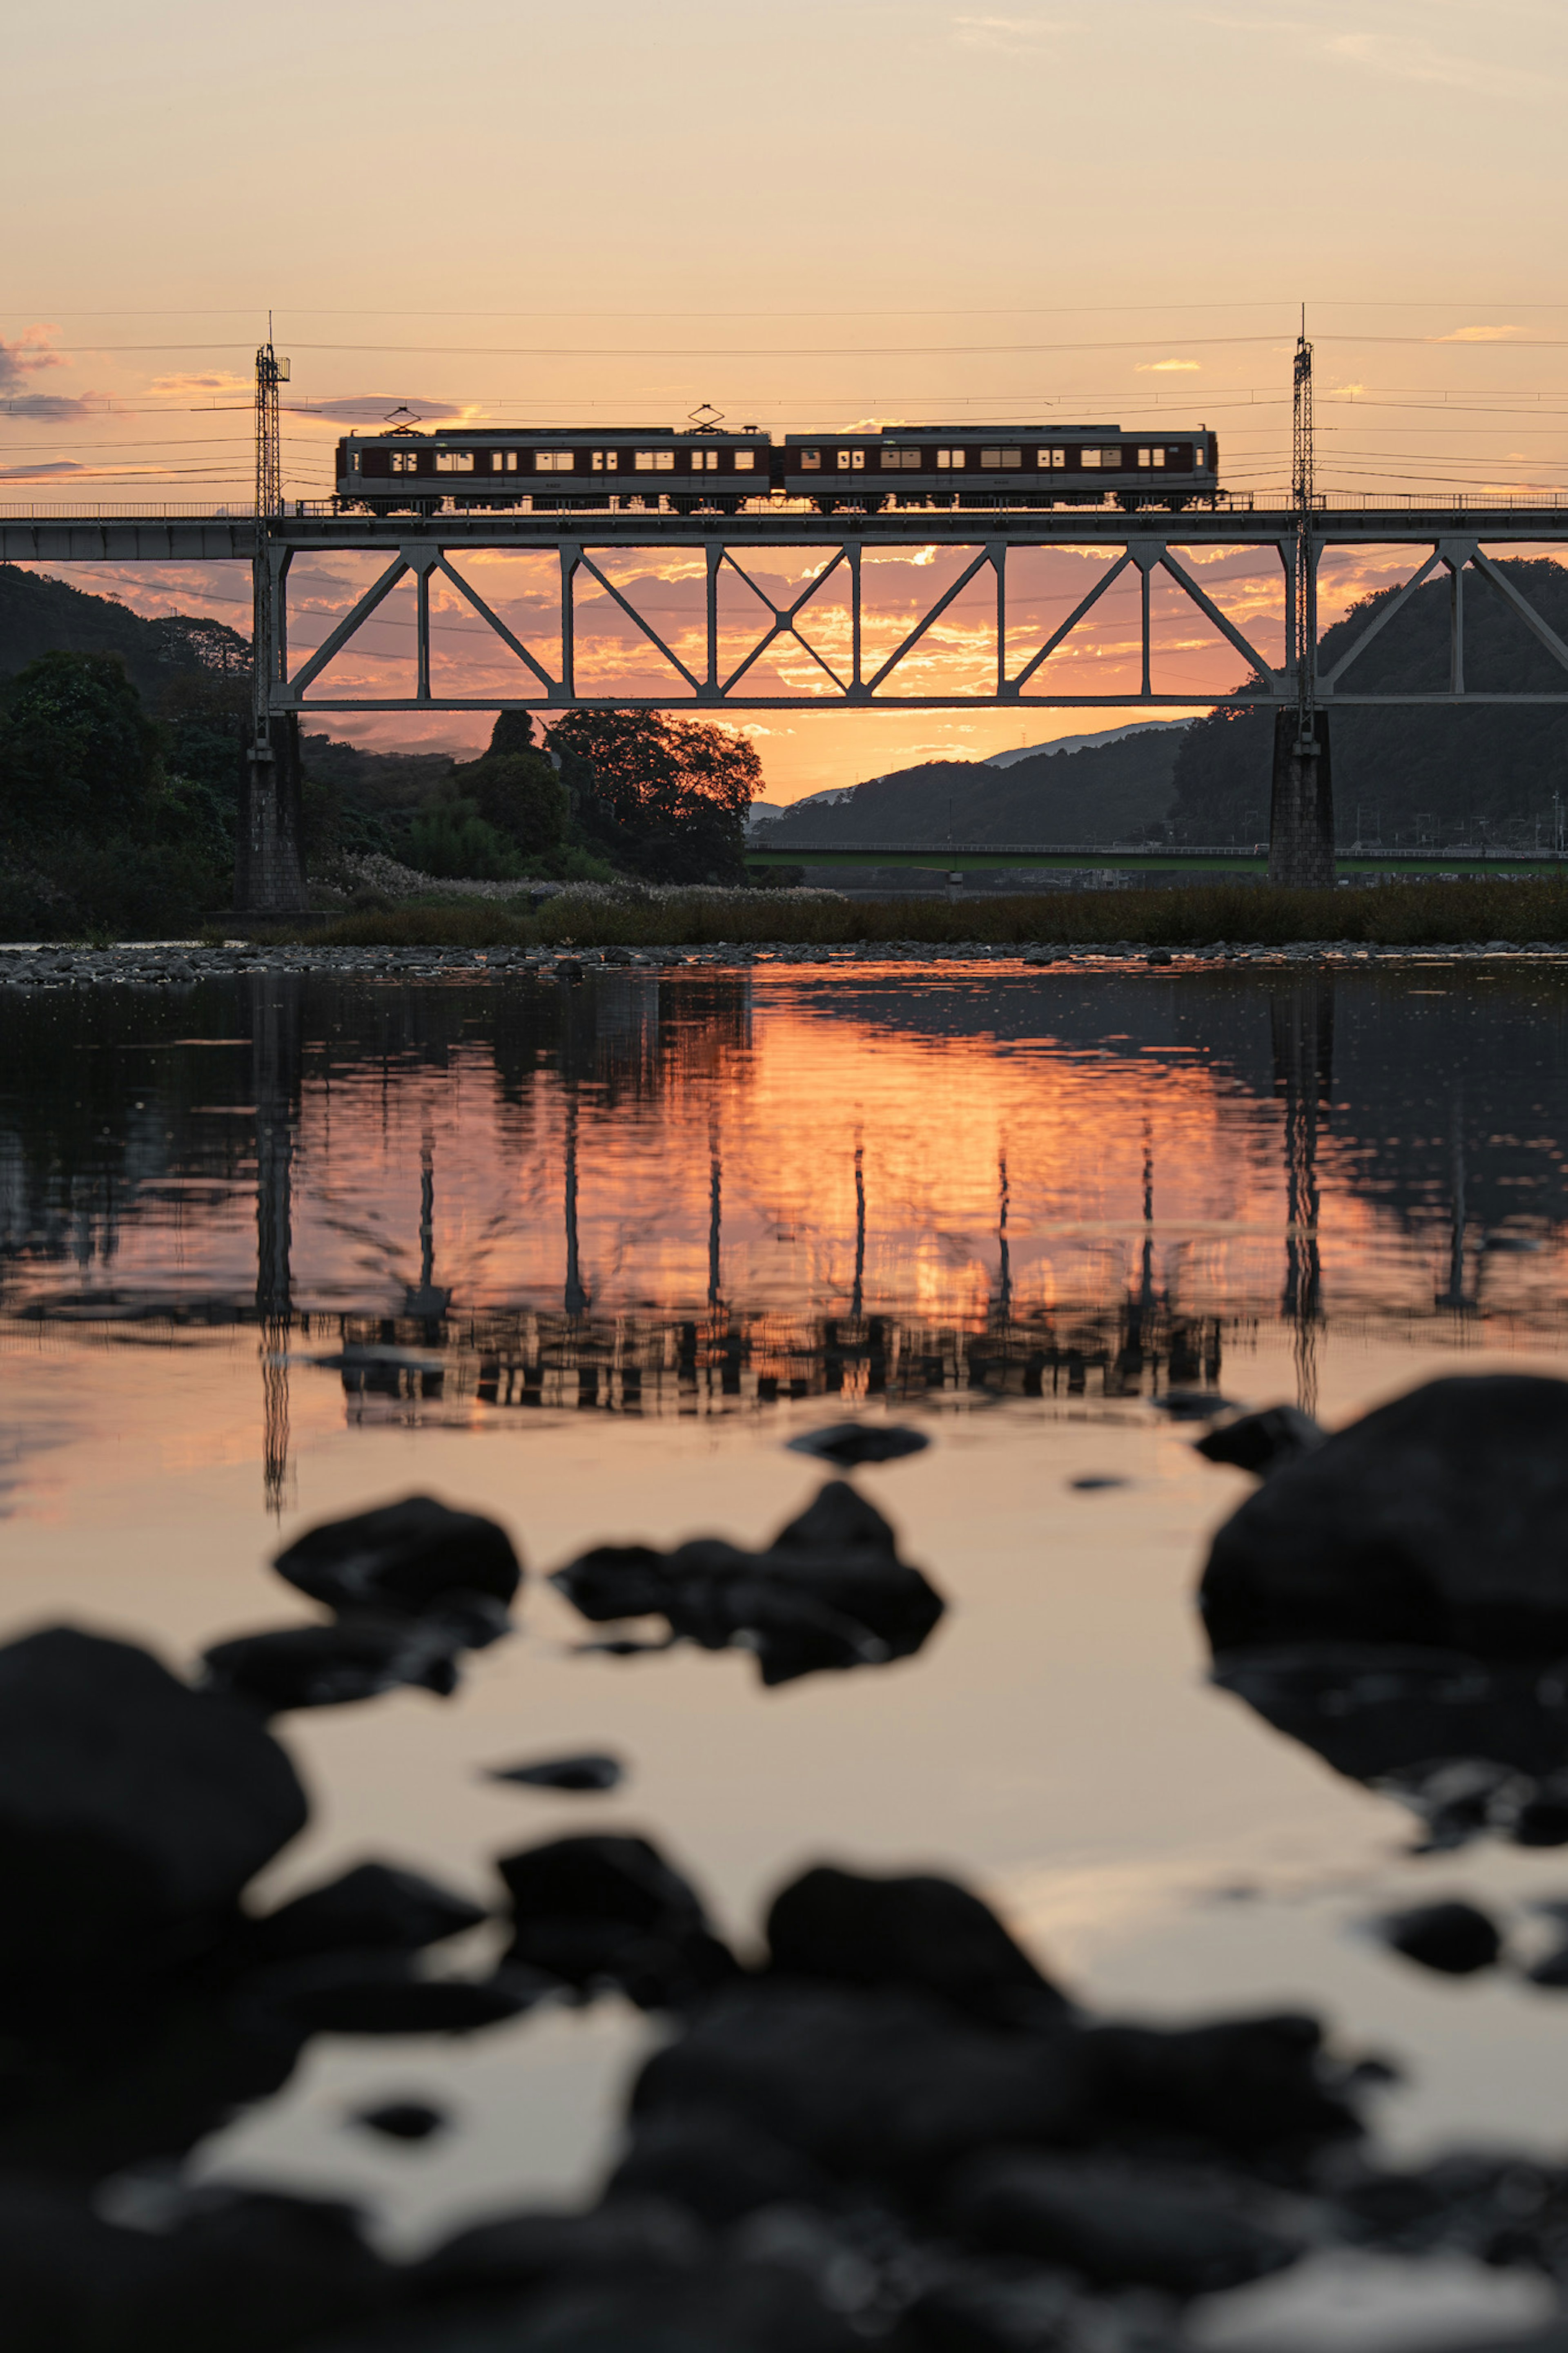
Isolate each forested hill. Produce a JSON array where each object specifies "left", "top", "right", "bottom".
[
  {"left": 0, "top": 564, "right": 250, "bottom": 701},
  {"left": 763, "top": 726, "right": 1183, "bottom": 847},
  {"left": 1170, "top": 556, "right": 1568, "bottom": 845}
]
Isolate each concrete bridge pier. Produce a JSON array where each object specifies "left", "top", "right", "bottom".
[
  {"left": 1267, "top": 709, "right": 1336, "bottom": 890},
  {"left": 236, "top": 715, "right": 308, "bottom": 913}
]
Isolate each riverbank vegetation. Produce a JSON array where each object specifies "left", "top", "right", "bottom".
[{"left": 246, "top": 875, "right": 1568, "bottom": 952}]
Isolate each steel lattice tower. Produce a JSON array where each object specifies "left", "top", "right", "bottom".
[
  {"left": 252, "top": 326, "right": 287, "bottom": 755},
  {"left": 1292, "top": 317, "right": 1316, "bottom": 747}
]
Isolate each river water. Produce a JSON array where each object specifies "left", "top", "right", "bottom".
[{"left": 4, "top": 961, "right": 1568, "bottom": 2256}]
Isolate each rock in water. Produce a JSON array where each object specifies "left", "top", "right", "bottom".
[
  {"left": 765, "top": 1864, "right": 1067, "bottom": 2023},
  {"left": 352, "top": 2099, "right": 447, "bottom": 2142},
  {"left": 251, "top": 1861, "right": 487, "bottom": 1961},
  {"left": 200, "top": 1617, "right": 475, "bottom": 1712},
  {"left": 1202, "top": 1375, "right": 1568, "bottom": 1656},
  {"left": 784, "top": 1422, "right": 929, "bottom": 1467},
  {"left": 552, "top": 1480, "right": 945, "bottom": 1685},
  {"left": 944, "top": 2151, "right": 1301, "bottom": 2294},
  {"left": 500, "top": 1833, "right": 739, "bottom": 2010},
  {"left": 630, "top": 1982, "right": 1089, "bottom": 2186},
  {"left": 1195, "top": 1404, "right": 1323, "bottom": 1476},
  {"left": 0, "top": 1626, "right": 307, "bottom": 1990},
  {"left": 1376, "top": 1900, "right": 1503, "bottom": 1976},
  {"left": 486, "top": 1752, "right": 625, "bottom": 1793},
  {"left": 273, "top": 1494, "right": 521, "bottom": 1618}
]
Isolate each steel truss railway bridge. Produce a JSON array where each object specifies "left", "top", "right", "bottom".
[{"left": 5, "top": 335, "right": 1568, "bottom": 909}]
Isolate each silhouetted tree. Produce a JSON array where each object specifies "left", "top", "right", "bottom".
[{"left": 548, "top": 709, "right": 759, "bottom": 883}]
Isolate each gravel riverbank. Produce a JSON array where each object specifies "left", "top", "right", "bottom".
[{"left": 4, "top": 939, "right": 1568, "bottom": 986}]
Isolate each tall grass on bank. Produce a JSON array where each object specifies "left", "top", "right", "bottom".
[{"left": 248, "top": 878, "right": 1568, "bottom": 951}]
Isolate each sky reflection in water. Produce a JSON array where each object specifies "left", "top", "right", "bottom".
[{"left": 4, "top": 963, "right": 1568, "bottom": 2239}]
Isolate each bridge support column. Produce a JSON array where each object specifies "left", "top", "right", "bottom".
[
  {"left": 235, "top": 715, "right": 307, "bottom": 913},
  {"left": 1267, "top": 709, "right": 1335, "bottom": 890}
]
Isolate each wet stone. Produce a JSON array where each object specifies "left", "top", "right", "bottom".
[
  {"left": 272, "top": 1494, "right": 521, "bottom": 1620},
  {"left": 943, "top": 2150, "right": 1301, "bottom": 2296},
  {"left": 499, "top": 1833, "right": 738, "bottom": 2011},
  {"left": 1196, "top": 1403, "right": 1324, "bottom": 1477},
  {"left": 784, "top": 1421, "right": 930, "bottom": 1468},
  {"left": 350, "top": 2099, "right": 448, "bottom": 2142},
  {"left": 630, "top": 1982, "right": 1091, "bottom": 2187},
  {"left": 200, "top": 1615, "right": 475, "bottom": 1713},
  {"left": 552, "top": 1479, "right": 945, "bottom": 1685},
  {"left": 486, "top": 1752, "right": 625, "bottom": 1793},
  {"left": 250, "top": 1860, "right": 488, "bottom": 1962},
  {"left": 0, "top": 1626, "right": 307, "bottom": 1993},
  {"left": 764, "top": 1862, "right": 1068, "bottom": 2025},
  {"left": 1202, "top": 1374, "right": 1568, "bottom": 1657},
  {"left": 1376, "top": 1900, "right": 1504, "bottom": 1976}
]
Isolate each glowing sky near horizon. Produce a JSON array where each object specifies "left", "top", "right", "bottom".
[{"left": 4, "top": 0, "right": 1568, "bottom": 796}]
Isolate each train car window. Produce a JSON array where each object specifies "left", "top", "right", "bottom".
[
  {"left": 535, "top": 451, "right": 576, "bottom": 473},
  {"left": 1191, "top": 443, "right": 1206, "bottom": 467},
  {"left": 880, "top": 448, "right": 922, "bottom": 468},
  {"left": 1081, "top": 448, "right": 1123, "bottom": 470},
  {"left": 936, "top": 449, "right": 966, "bottom": 469},
  {"left": 1034, "top": 448, "right": 1065, "bottom": 468},
  {"left": 634, "top": 451, "right": 675, "bottom": 472},
  {"left": 800, "top": 450, "right": 822, "bottom": 470},
  {"left": 690, "top": 451, "right": 718, "bottom": 471},
  {"left": 435, "top": 451, "right": 475, "bottom": 473},
  {"left": 1137, "top": 448, "right": 1167, "bottom": 469},
  {"left": 980, "top": 448, "right": 1022, "bottom": 469},
  {"left": 591, "top": 452, "right": 621, "bottom": 471},
  {"left": 836, "top": 450, "right": 866, "bottom": 471},
  {"left": 734, "top": 448, "right": 755, "bottom": 470},
  {"left": 390, "top": 451, "right": 422, "bottom": 474},
  {"left": 344, "top": 451, "right": 359, "bottom": 472}
]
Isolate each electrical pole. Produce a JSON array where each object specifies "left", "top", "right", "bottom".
[
  {"left": 1268, "top": 312, "right": 1336, "bottom": 888},
  {"left": 236, "top": 324, "right": 307, "bottom": 915}
]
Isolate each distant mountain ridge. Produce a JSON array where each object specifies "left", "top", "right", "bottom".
[{"left": 760, "top": 723, "right": 1187, "bottom": 848}]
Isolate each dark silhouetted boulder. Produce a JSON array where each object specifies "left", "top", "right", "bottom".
[
  {"left": 0, "top": 1627, "right": 306, "bottom": 1991},
  {"left": 552, "top": 1480, "right": 945, "bottom": 1685},
  {"left": 765, "top": 1864, "right": 1067, "bottom": 2023},
  {"left": 785, "top": 1422, "right": 929, "bottom": 1467},
  {"left": 1196, "top": 1404, "right": 1323, "bottom": 1476},
  {"left": 352, "top": 2099, "right": 447, "bottom": 2141},
  {"left": 201, "top": 1615, "right": 481, "bottom": 1713},
  {"left": 237, "top": 1949, "right": 539, "bottom": 2036},
  {"left": 1202, "top": 1376, "right": 1568, "bottom": 1657},
  {"left": 604, "top": 2106, "right": 835, "bottom": 2226},
  {"left": 487, "top": 1753, "right": 624, "bottom": 1793},
  {"left": 251, "top": 1862, "right": 487, "bottom": 1962},
  {"left": 1209, "top": 1646, "right": 1568, "bottom": 1849},
  {"left": 499, "top": 1834, "right": 737, "bottom": 2010},
  {"left": 273, "top": 1494, "right": 521, "bottom": 1618},
  {"left": 1085, "top": 2011, "right": 1362, "bottom": 2159},
  {"left": 630, "top": 1983, "right": 1090, "bottom": 2185},
  {"left": 414, "top": 2197, "right": 708, "bottom": 2298},
  {"left": 944, "top": 2151, "right": 1301, "bottom": 2295},
  {"left": 900, "top": 2259, "right": 1076, "bottom": 2352},
  {"left": 1376, "top": 1900, "right": 1503, "bottom": 1976},
  {"left": 0, "top": 2173, "right": 393, "bottom": 2353}
]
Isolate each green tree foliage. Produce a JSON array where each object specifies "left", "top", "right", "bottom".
[
  {"left": 448, "top": 752, "right": 568, "bottom": 855},
  {"left": 548, "top": 709, "right": 760, "bottom": 883},
  {"left": 0, "top": 652, "right": 232, "bottom": 938},
  {"left": 405, "top": 799, "right": 527, "bottom": 880},
  {"left": 0, "top": 650, "right": 164, "bottom": 839}
]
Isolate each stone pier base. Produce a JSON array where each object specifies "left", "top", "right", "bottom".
[
  {"left": 1267, "top": 708, "right": 1336, "bottom": 890},
  {"left": 235, "top": 714, "right": 307, "bottom": 914}
]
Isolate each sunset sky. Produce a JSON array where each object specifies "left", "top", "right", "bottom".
[{"left": 5, "top": 0, "right": 1568, "bottom": 797}]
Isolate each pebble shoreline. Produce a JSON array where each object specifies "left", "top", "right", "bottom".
[{"left": 1, "top": 938, "right": 1566, "bottom": 986}]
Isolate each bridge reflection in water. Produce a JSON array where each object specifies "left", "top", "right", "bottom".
[{"left": 2, "top": 964, "right": 1566, "bottom": 1504}]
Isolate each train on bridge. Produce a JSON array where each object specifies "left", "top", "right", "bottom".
[{"left": 335, "top": 422, "right": 1219, "bottom": 518}]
